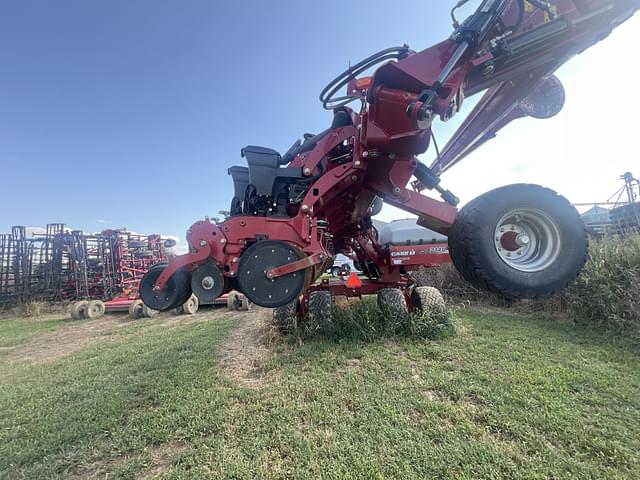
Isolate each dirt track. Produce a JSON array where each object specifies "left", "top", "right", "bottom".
[{"left": 5, "top": 306, "right": 275, "bottom": 388}]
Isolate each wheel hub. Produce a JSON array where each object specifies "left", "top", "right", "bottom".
[
  {"left": 494, "top": 209, "right": 561, "bottom": 273},
  {"left": 201, "top": 276, "right": 215, "bottom": 290},
  {"left": 191, "top": 263, "right": 225, "bottom": 303}
]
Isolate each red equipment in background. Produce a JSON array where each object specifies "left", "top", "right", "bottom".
[
  {"left": 140, "top": 0, "right": 639, "bottom": 320},
  {"left": 0, "top": 225, "right": 173, "bottom": 310}
]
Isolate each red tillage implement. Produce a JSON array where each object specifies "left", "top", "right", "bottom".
[{"left": 141, "top": 0, "right": 639, "bottom": 322}]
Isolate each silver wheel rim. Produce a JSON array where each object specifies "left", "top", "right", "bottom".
[{"left": 494, "top": 208, "right": 561, "bottom": 272}]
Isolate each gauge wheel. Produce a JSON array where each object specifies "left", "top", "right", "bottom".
[
  {"left": 236, "top": 240, "right": 306, "bottom": 308},
  {"left": 139, "top": 263, "right": 192, "bottom": 311}
]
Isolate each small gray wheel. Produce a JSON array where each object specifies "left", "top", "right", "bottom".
[
  {"left": 226, "top": 291, "right": 250, "bottom": 311},
  {"left": 227, "top": 291, "right": 240, "bottom": 310},
  {"left": 182, "top": 294, "right": 199, "bottom": 315},
  {"left": 377, "top": 288, "right": 409, "bottom": 324},
  {"left": 85, "top": 300, "right": 106, "bottom": 319},
  {"left": 142, "top": 304, "right": 159, "bottom": 318},
  {"left": 411, "top": 286, "right": 446, "bottom": 315},
  {"left": 70, "top": 301, "right": 89, "bottom": 320},
  {"left": 308, "top": 291, "right": 333, "bottom": 332},
  {"left": 273, "top": 299, "right": 299, "bottom": 333},
  {"left": 128, "top": 300, "right": 144, "bottom": 319}
]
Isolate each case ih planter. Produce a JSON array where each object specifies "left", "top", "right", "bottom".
[{"left": 141, "top": 0, "right": 639, "bottom": 324}]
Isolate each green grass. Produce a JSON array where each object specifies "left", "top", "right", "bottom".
[
  {"left": 0, "top": 310, "right": 639, "bottom": 479},
  {"left": 0, "top": 317, "right": 72, "bottom": 350}
]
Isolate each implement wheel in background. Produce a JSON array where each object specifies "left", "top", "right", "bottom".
[
  {"left": 142, "top": 304, "right": 159, "bottom": 318},
  {"left": 377, "top": 288, "right": 409, "bottom": 324},
  {"left": 128, "top": 300, "right": 144, "bottom": 319},
  {"left": 448, "top": 184, "right": 588, "bottom": 298},
  {"left": 227, "top": 291, "right": 250, "bottom": 311},
  {"left": 85, "top": 300, "right": 106, "bottom": 319},
  {"left": 139, "top": 263, "right": 192, "bottom": 312},
  {"left": 182, "top": 294, "right": 199, "bottom": 315},
  {"left": 70, "top": 301, "right": 89, "bottom": 320}
]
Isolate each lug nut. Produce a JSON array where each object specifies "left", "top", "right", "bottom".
[
  {"left": 200, "top": 240, "right": 207, "bottom": 247},
  {"left": 303, "top": 167, "right": 311, "bottom": 176}
]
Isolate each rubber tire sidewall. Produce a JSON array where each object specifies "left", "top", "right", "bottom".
[{"left": 449, "top": 184, "right": 588, "bottom": 298}]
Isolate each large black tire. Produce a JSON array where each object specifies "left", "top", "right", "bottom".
[{"left": 448, "top": 184, "right": 588, "bottom": 299}]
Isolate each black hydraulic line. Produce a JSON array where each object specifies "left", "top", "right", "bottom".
[{"left": 320, "top": 46, "right": 410, "bottom": 110}]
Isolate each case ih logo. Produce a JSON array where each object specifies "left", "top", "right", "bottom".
[{"left": 391, "top": 250, "right": 415, "bottom": 257}]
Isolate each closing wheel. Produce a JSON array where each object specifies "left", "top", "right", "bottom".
[
  {"left": 139, "top": 263, "right": 192, "bottom": 312},
  {"left": 448, "top": 184, "right": 588, "bottom": 298},
  {"left": 308, "top": 291, "right": 333, "bottom": 332},
  {"left": 85, "top": 300, "right": 106, "bottom": 319},
  {"left": 377, "top": 288, "right": 409, "bottom": 324},
  {"left": 237, "top": 240, "right": 306, "bottom": 308},
  {"left": 70, "top": 301, "right": 89, "bottom": 320},
  {"left": 191, "top": 263, "right": 225, "bottom": 304},
  {"left": 411, "top": 287, "right": 446, "bottom": 315},
  {"left": 273, "top": 299, "right": 299, "bottom": 333}
]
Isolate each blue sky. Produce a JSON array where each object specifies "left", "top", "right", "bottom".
[{"left": 1, "top": 1, "right": 638, "bottom": 249}]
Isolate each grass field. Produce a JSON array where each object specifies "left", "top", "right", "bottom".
[{"left": 0, "top": 307, "right": 639, "bottom": 479}]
